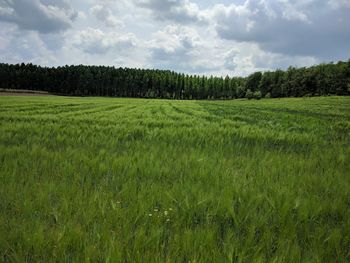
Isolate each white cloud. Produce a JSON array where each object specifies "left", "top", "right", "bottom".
[
  {"left": 147, "top": 25, "right": 219, "bottom": 73},
  {"left": 136, "top": 0, "right": 207, "bottom": 24},
  {"left": 77, "top": 11, "right": 87, "bottom": 20},
  {"left": 0, "top": 0, "right": 349, "bottom": 76},
  {"left": 328, "top": 0, "right": 350, "bottom": 8},
  {"left": 224, "top": 44, "right": 318, "bottom": 75},
  {"left": 280, "top": 1, "right": 310, "bottom": 23},
  {"left": 212, "top": 0, "right": 350, "bottom": 60},
  {"left": 72, "top": 28, "right": 137, "bottom": 54},
  {"left": 90, "top": 5, "right": 124, "bottom": 28},
  {"left": 0, "top": 25, "right": 57, "bottom": 65},
  {"left": 0, "top": 0, "right": 77, "bottom": 33},
  {"left": 149, "top": 25, "right": 200, "bottom": 57}
]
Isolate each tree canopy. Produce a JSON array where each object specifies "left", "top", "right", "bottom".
[{"left": 0, "top": 60, "right": 349, "bottom": 99}]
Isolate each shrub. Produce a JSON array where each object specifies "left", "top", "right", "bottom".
[
  {"left": 253, "top": 91, "right": 262, "bottom": 100},
  {"left": 245, "top": 89, "right": 254, "bottom": 100}
]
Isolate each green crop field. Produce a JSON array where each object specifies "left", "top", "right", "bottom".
[{"left": 0, "top": 95, "right": 350, "bottom": 262}]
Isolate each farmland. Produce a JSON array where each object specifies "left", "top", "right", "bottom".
[{"left": 0, "top": 95, "right": 350, "bottom": 262}]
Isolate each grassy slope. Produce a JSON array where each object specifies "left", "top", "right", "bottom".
[{"left": 0, "top": 96, "right": 349, "bottom": 262}]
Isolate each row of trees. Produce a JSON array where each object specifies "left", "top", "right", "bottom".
[{"left": 0, "top": 60, "right": 349, "bottom": 99}]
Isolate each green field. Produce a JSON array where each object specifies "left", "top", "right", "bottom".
[{"left": 1, "top": 96, "right": 350, "bottom": 262}]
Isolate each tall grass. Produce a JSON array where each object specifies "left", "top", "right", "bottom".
[{"left": 0, "top": 96, "right": 349, "bottom": 262}]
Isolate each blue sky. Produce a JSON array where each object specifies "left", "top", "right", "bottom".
[{"left": 0, "top": 0, "right": 349, "bottom": 76}]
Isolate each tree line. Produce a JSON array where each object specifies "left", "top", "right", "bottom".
[{"left": 0, "top": 60, "right": 349, "bottom": 99}]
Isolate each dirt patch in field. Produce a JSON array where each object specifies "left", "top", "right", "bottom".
[
  {"left": 0, "top": 92, "right": 53, "bottom": 96},
  {"left": 0, "top": 89, "right": 52, "bottom": 96}
]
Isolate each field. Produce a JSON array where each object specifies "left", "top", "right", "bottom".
[{"left": 0, "top": 95, "right": 350, "bottom": 262}]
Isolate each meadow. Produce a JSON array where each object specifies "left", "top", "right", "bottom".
[{"left": 0, "top": 95, "right": 349, "bottom": 262}]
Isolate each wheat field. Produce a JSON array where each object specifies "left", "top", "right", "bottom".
[{"left": 0, "top": 96, "right": 349, "bottom": 262}]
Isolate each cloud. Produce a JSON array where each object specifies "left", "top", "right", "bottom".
[
  {"left": 1, "top": 0, "right": 349, "bottom": 76},
  {"left": 90, "top": 5, "right": 124, "bottom": 28},
  {"left": 149, "top": 25, "right": 200, "bottom": 59},
  {"left": 149, "top": 25, "right": 199, "bottom": 69},
  {"left": 212, "top": 0, "right": 350, "bottom": 60},
  {"left": 136, "top": 0, "right": 207, "bottom": 24},
  {"left": 0, "top": 0, "right": 77, "bottom": 33},
  {"left": 223, "top": 44, "right": 318, "bottom": 76},
  {"left": 0, "top": 24, "right": 57, "bottom": 65},
  {"left": 147, "top": 25, "right": 221, "bottom": 73},
  {"left": 73, "top": 28, "right": 137, "bottom": 54},
  {"left": 328, "top": 0, "right": 350, "bottom": 8}
]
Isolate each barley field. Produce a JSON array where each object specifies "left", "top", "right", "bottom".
[{"left": 0, "top": 96, "right": 350, "bottom": 262}]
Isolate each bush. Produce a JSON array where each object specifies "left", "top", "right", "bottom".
[
  {"left": 253, "top": 91, "right": 262, "bottom": 100},
  {"left": 245, "top": 89, "right": 254, "bottom": 100},
  {"left": 265, "top": 92, "right": 271, "bottom": 99}
]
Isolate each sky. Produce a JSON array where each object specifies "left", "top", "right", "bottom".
[{"left": 0, "top": 0, "right": 349, "bottom": 77}]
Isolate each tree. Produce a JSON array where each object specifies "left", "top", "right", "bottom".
[
  {"left": 1, "top": 60, "right": 349, "bottom": 100},
  {"left": 246, "top": 72, "right": 262, "bottom": 92}
]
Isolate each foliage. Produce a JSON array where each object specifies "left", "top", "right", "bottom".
[
  {"left": 0, "top": 60, "right": 349, "bottom": 99},
  {"left": 0, "top": 95, "right": 350, "bottom": 262},
  {"left": 265, "top": 92, "right": 271, "bottom": 99},
  {"left": 253, "top": 90, "right": 262, "bottom": 100},
  {"left": 245, "top": 89, "right": 254, "bottom": 99},
  {"left": 245, "top": 71, "right": 262, "bottom": 92}
]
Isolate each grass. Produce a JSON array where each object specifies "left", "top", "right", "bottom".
[{"left": 0, "top": 96, "right": 349, "bottom": 262}]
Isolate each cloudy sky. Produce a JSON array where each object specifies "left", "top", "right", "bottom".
[{"left": 0, "top": 0, "right": 349, "bottom": 76}]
